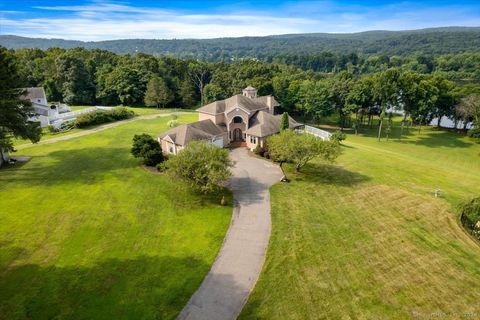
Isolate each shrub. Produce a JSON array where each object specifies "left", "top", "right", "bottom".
[
  {"left": 331, "top": 130, "right": 346, "bottom": 143},
  {"left": 253, "top": 144, "right": 266, "bottom": 157},
  {"left": 467, "top": 128, "right": 480, "bottom": 142},
  {"left": 75, "top": 107, "right": 134, "bottom": 128},
  {"left": 167, "top": 120, "right": 179, "bottom": 128},
  {"left": 162, "top": 141, "right": 233, "bottom": 193},
  {"left": 460, "top": 197, "right": 480, "bottom": 240},
  {"left": 47, "top": 125, "right": 56, "bottom": 133},
  {"left": 131, "top": 134, "right": 164, "bottom": 166}
]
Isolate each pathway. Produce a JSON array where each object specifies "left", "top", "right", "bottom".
[
  {"left": 16, "top": 112, "right": 192, "bottom": 150},
  {"left": 177, "top": 148, "right": 283, "bottom": 320}
]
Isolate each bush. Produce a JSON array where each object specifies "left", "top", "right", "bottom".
[
  {"left": 162, "top": 141, "right": 233, "bottom": 193},
  {"left": 467, "top": 128, "right": 480, "bottom": 142},
  {"left": 460, "top": 197, "right": 480, "bottom": 240},
  {"left": 253, "top": 144, "right": 266, "bottom": 157},
  {"left": 331, "top": 130, "right": 346, "bottom": 143},
  {"left": 131, "top": 134, "right": 164, "bottom": 166},
  {"left": 75, "top": 107, "right": 134, "bottom": 128},
  {"left": 167, "top": 120, "right": 179, "bottom": 128}
]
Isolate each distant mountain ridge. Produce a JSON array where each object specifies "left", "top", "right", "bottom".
[{"left": 1, "top": 27, "right": 479, "bottom": 60}]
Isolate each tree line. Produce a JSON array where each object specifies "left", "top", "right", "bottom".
[{"left": 6, "top": 47, "right": 480, "bottom": 134}]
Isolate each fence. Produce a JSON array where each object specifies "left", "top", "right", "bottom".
[
  {"left": 301, "top": 125, "right": 332, "bottom": 141},
  {"left": 50, "top": 107, "right": 97, "bottom": 122}
]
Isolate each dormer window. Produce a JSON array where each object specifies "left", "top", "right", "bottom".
[{"left": 233, "top": 116, "right": 243, "bottom": 124}]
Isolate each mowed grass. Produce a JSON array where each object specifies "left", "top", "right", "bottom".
[
  {"left": 241, "top": 122, "right": 480, "bottom": 319},
  {"left": 0, "top": 113, "right": 232, "bottom": 320}
]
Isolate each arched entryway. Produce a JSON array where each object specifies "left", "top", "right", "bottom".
[{"left": 233, "top": 128, "right": 243, "bottom": 141}]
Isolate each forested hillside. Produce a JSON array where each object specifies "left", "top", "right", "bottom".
[{"left": 1, "top": 27, "right": 479, "bottom": 60}]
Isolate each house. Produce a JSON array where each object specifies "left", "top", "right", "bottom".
[
  {"left": 159, "top": 86, "right": 301, "bottom": 154},
  {"left": 21, "top": 87, "right": 59, "bottom": 127}
]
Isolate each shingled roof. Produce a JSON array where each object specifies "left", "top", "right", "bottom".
[
  {"left": 20, "top": 87, "right": 47, "bottom": 105},
  {"left": 159, "top": 119, "right": 226, "bottom": 146},
  {"left": 197, "top": 94, "right": 279, "bottom": 115},
  {"left": 246, "top": 111, "right": 302, "bottom": 137}
]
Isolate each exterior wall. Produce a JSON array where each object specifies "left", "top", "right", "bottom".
[
  {"left": 246, "top": 135, "right": 268, "bottom": 151},
  {"left": 198, "top": 112, "right": 226, "bottom": 125},
  {"left": 160, "top": 138, "right": 180, "bottom": 155},
  {"left": 226, "top": 108, "right": 249, "bottom": 142}
]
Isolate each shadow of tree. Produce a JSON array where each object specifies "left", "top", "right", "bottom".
[
  {"left": 0, "top": 252, "right": 240, "bottom": 320},
  {"left": 290, "top": 162, "right": 370, "bottom": 186},
  {"left": 0, "top": 147, "right": 134, "bottom": 187},
  {"left": 398, "top": 131, "right": 474, "bottom": 148}
]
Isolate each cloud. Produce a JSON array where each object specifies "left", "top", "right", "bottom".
[{"left": 0, "top": 0, "right": 479, "bottom": 40}]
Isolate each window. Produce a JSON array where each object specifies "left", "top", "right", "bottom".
[
  {"left": 233, "top": 116, "right": 243, "bottom": 124},
  {"left": 250, "top": 136, "right": 257, "bottom": 144},
  {"left": 169, "top": 146, "right": 174, "bottom": 153}
]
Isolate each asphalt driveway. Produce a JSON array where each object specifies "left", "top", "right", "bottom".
[{"left": 177, "top": 147, "right": 283, "bottom": 320}]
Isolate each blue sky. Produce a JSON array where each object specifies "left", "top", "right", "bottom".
[{"left": 0, "top": 0, "right": 479, "bottom": 40}]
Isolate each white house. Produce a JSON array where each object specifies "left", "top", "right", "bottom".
[{"left": 21, "top": 87, "right": 59, "bottom": 127}]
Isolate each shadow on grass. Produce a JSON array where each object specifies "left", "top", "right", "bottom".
[
  {"left": 290, "top": 162, "right": 370, "bottom": 187},
  {"left": 398, "top": 130, "right": 474, "bottom": 148},
  {"left": 0, "top": 251, "right": 242, "bottom": 320},
  {"left": 0, "top": 147, "right": 134, "bottom": 186}
]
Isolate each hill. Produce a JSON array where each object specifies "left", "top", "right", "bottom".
[{"left": 1, "top": 27, "right": 479, "bottom": 60}]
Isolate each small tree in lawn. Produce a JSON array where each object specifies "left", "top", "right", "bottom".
[
  {"left": 162, "top": 141, "right": 234, "bottom": 193},
  {"left": 280, "top": 112, "right": 289, "bottom": 131},
  {"left": 131, "top": 134, "right": 164, "bottom": 166},
  {"left": 144, "top": 75, "right": 173, "bottom": 108},
  {"left": 268, "top": 130, "right": 341, "bottom": 172}
]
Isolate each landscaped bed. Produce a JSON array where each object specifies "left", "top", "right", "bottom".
[{"left": 0, "top": 113, "right": 232, "bottom": 319}]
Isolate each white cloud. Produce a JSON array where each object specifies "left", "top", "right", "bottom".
[{"left": 1, "top": 0, "right": 479, "bottom": 40}]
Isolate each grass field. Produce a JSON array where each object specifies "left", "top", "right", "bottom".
[
  {"left": 241, "top": 122, "right": 480, "bottom": 319},
  {"left": 0, "top": 113, "right": 232, "bottom": 320},
  {"left": 14, "top": 107, "right": 190, "bottom": 146}
]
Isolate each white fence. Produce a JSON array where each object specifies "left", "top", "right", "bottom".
[
  {"left": 50, "top": 107, "right": 97, "bottom": 122},
  {"left": 300, "top": 125, "right": 332, "bottom": 141}
]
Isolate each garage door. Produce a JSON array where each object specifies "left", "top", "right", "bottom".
[{"left": 212, "top": 137, "right": 224, "bottom": 148}]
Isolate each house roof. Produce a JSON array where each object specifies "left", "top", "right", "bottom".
[
  {"left": 246, "top": 111, "right": 302, "bottom": 137},
  {"left": 21, "top": 87, "right": 47, "bottom": 103},
  {"left": 197, "top": 94, "right": 279, "bottom": 115},
  {"left": 159, "top": 119, "right": 226, "bottom": 146}
]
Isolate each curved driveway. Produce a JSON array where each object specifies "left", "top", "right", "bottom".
[{"left": 177, "top": 148, "right": 283, "bottom": 320}]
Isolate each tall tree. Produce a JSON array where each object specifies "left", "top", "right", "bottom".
[
  {"left": 188, "top": 61, "right": 211, "bottom": 106},
  {"left": 280, "top": 112, "right": 289, "bottom": 131},
  {"left": 373, "top": 69, "right": 401, "bottom": 141},
  {"left": 144, "top": 75, "right": 173, "bottom": 108},
  {"left": 0, "top": 47, "right": 42, "bottom": 160}
]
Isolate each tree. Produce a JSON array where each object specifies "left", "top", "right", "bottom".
[
  {"left": 131, "top": 134, "right": 164, "bottom": 166},
  {"left": 0, "top": 47, "right": 42, "bottom": 160},
  {"left": 280, "top": 112, "right": 289, "bottom": 131},
  {"left": 296, "top": 80, "right": 334, "bottom": 122},
  {"left": 56, "top": 55, "right": 95, "bottom": 105},
  {"left": 372, "top": 69, "right": 400, "bottom": 141},
  {"left": 188, "top": 61, "right": 211, "bottom": 106},
  {"left": 267, "top": 130, "right": 341, "bottom": 172},
  {"left": 104, "top": 66, "right": 146, "bottom": 106},
  {"left": 162, "top": 141, "right": 233, "bottom": 193},
  {"left": 204, "top": 83, "right": 225, "bottom": 103},
  {"left": 178, "top": 79, "right": 197, "bottom": 108},
  {"left": 457, "top": 94, "right": 480, "bottom": 127},
  {"left": 144, "top": 75, "right": 173, "bottom": 108}
]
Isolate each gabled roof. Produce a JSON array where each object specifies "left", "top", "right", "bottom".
[
  {"left": 21, "top": 87, "right": 47, "bottom": 103},
  {"left": 159, "top": 119, "right": 226, "bottom": 146},
  {"left": 197, "top": 94, "right": 277, "bottom": 115},
  {"left": 246, "top": 111, "right": 302, "bottom": 137}
]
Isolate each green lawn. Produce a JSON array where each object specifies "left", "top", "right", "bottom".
[
  {"left": 14, "top": 107, "right": 192, "bottom": 147},
  {"left": 241, "top": 122, "right": 480, "bottom": 319},
  {"left": 0, "top": 113, "right": 232, "bottom": 320}
]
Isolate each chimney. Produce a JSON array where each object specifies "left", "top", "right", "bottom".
[{"left": 267, "top": 96, "right": 274, "bottom": 114}]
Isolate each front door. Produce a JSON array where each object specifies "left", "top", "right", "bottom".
[{"left": 233, "top": 128, "right": 243, "bottom": 141}]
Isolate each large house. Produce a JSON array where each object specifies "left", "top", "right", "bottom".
[
  {"left": 21, "top": 87, "right": 59, "bottom": 127},
  {"left": 159, "top": 86, "right": 301, "bottom": 154}
]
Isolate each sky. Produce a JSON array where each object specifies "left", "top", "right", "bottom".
[{"left": 0, "top": 0, "right": 479, "bottom": 41}]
